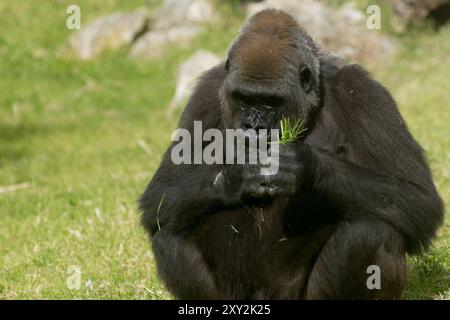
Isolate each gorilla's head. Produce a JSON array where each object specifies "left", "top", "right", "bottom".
[{"left": 220, "top": 10, "right": 320, "bottom": 132}]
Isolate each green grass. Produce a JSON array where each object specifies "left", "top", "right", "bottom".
[
  {"left": 0, "top": 1, "right": 448, "bottom": 299},
  {"left": 279, "top": 116, "right": 307, "bottom": 144}
]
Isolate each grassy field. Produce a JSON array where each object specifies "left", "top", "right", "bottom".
[{"left": 0, "top": 1, "right": 448, "bottom": 299}]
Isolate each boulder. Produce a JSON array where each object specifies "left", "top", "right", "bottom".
[
  {"left": 153, "top": 0, "right": 216, "bottom": 29},
  {"left": 69, "top": 9, "right": 149, "bottom": 60},
  {"left": 130, "top": 0, "right": 216, "bottom": 59},
  {"left": 130, "top": 25, "right": 203, "bottom": 59}
]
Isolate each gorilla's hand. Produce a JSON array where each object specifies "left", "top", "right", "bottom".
[
  {"left": 215, "top": 143, "right": 306, "bottom": 206},
  {"left": 255, "top": 142, "right": 305, "bottom": 198}
]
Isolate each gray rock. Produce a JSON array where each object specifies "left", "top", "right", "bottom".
[
  {"left": 168, "top": 50, "right": 222, "bottom": 112},
  {"left": 69, "top": 9, "right": 149, "bottom": 60},
  {"left": 153, "top": 0, "right": 216, "bottom": 29},
  {"left": 130, "top": 0, "right": 217, "bottom": 59},
  {"left": 246, "top": 0, "right": 395, "bottom": 65},
  {"left": 129, "top": 25, "right": 203, "bottom": 59}
]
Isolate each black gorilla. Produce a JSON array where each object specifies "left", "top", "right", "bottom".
[{"left": 140, "top": 10, "right": 443, "bottom": 299}]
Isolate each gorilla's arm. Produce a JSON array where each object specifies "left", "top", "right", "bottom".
[
  {"left": 140, "top": 152, "right": 223, "bottom": 298},
  {"left": 140, "top": 149, "right": 223, "bottom": 235},
  {"left": 139, "top": 66, "right": 230, "bottom": 298},
  {"left": 304, "top": 147, "right": 443, "bottom": 253},
  {"left": 302, "top": 65, "right": 444, "bottom": 253},
  {"left": 140, "top": 65, "right": 226, "bottom": 236}
]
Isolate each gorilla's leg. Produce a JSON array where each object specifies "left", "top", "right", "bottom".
[
  {"left": 305, "top": 219, "right": 407, "bottom": 299},
  {"left": 152, "top": 230, "right": 219, "bottom": 299}
]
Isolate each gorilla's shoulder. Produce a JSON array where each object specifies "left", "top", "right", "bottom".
[
  {"left": 331, "top": 64, "right": 371, "bottom": 85},
  {"left": 326, "top": 64, "right": 395, "bottom": 110},
  {"left": 196, "top": 62, "right": 227, "bottom": 91},
  {"left": 180, "top": 62, "right": 226, "bottom": 129},
  {"left": 329, "top": 64, "right": 391, "bottom": 93}
]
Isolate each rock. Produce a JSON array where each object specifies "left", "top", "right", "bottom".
[
  {"left": 246, "top": 0, "right": 395, "bottom": 65},
  {"left": 386, "top": 0, "right": 450, "bottom": 24},
  {"left": 153, "top": 0, "right": 216, "bottom": 29},
  {"left": 69, "top": 9, "right": 149, "bottom": 60},
  {"left": 130, "top": 25, "right": 203, "bottom": 59},
  {"left": 69, "top": 1, "right": 217, "bottom": 60},
  {"left": 168, "top": 50, "right": 222, "bottom": 112},
  {"left": 130, "top": 0, "right": 217, "bottom": 59}
]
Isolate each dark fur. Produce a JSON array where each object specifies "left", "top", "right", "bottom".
[{"left": 140, "top": 10, "right": 444, "bottom": 299}]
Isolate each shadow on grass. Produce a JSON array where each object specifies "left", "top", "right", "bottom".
[
  {"left": 0, "top": 123, "right": 42, "bottom": 164},
  {"left": 0, "top": 121, "right": 75, "bottom": 165},
  {"left": 404, "top": 248, "right": 450, "bottom": 299}
]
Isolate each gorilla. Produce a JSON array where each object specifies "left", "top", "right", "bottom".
[{"left": 140, "top": 10, "right": 444, "bottom": 299}]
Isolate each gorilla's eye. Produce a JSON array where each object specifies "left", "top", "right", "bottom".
[{"left": 300, "top": 65, "right": 313, "bottom": 93}]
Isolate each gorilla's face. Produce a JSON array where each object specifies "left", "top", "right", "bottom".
[{"left": 220, "top": 12, "right": 320, "bottom": 133}]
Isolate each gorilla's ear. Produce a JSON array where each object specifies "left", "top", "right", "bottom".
[{"left": 300, "top": 65, "right": 313, "bottom": 92}]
